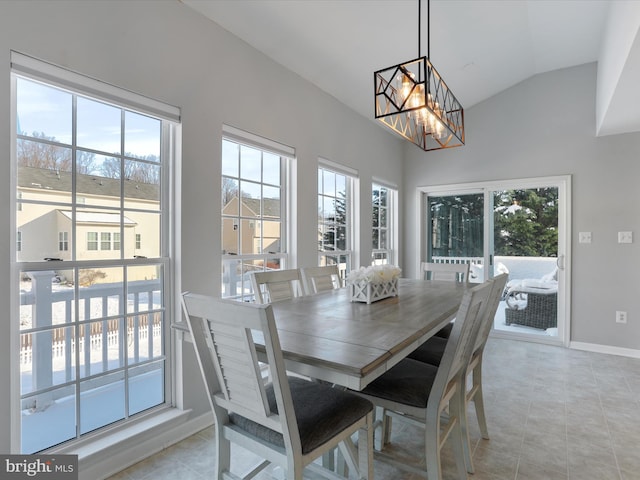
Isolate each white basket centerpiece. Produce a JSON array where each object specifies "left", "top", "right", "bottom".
[{"left": 347, "top": 265, "right": 401, "bottom": 304}]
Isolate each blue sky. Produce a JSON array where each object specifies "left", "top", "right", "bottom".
[{"left": 16, "top": 76, "right": 160, "bottom": 160}]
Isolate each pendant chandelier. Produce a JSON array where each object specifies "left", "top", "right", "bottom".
[{"left": 374, "top": 0, "right": 464, "bottom": 151}]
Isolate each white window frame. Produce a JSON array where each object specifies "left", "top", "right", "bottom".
[
  {"left": 100, "top": 232, "right": 112, "bottom": 251},
  {"left": 220, "top": 125, "right": 294, "bottom": 302},
  {"left": 317, "top": 159, "right": 359, "bottom": 278},
  {"left": 58, "top": 231, "right": 69, "bottom": 251},
  {"left": 87, "top": 232, "right": 98, "bottom": 251},
  {"left": 372, "top": 182, "right": 398, "bottom": 265},
  {"left": 10, "top": 51, "right": 180, "bottom": 454}
]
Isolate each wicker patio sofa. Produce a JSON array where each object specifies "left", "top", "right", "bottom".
[{"left": 504, "top": 269, "right": 558, "bottom": 330}]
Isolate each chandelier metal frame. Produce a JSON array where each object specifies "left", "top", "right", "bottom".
[{"left": 374, "top": 0, "right": 465, "bottom": 151}]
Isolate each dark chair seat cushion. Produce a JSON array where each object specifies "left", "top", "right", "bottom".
[
  {"left": 407, "top": 336, "right": 447, "bottom": 367},
  {"left": 434, "top": 321, "right": 454, "bottom": 338},
  {"left": 359, "top": 358, "right": 438, "bottom": 408},
  {"left": 230, "top": 377, "right": 373, "bottom": 454}
]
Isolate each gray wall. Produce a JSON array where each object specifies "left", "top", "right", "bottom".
[
  {"left": 2, "top": 0, "right": 638, "bottom": 463},
  {"left": 0, "top": 0, "right": 403, "bottom": 454},
  {"left": 403, "top": 63, "right": 640, "bottom": 351}
]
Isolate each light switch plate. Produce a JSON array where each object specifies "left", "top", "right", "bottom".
[
  {"left": 578, "top": 232, "right": 592, "bottom": 244},
  {"left": 618, "top": 231, "right": 633, "bottom": 244}
]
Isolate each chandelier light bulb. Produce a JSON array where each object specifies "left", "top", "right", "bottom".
[
  {"left": 397, "top": 73, "right": 413, "bottom": 104},
  {"left": 410, "top": 91, "right": 423, "bottom": 111}
]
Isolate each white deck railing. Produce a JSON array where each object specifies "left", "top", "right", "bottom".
[
  {"left": 19, "top": 276, "right": 163, "bottom": 410},
  {"left": 431, "top": 256, "right": 484, "bottom": 266}
]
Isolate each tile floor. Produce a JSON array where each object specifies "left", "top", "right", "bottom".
[{"left": 107, "top": 338, "right": 640, "bottom": 480}]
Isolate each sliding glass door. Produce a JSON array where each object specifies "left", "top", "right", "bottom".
[
  {"left": 422, "top": 176, "right": 570, "bottom": 345},
  {"left": 427, "top": 192, "right": 485, "bottom": 282}
]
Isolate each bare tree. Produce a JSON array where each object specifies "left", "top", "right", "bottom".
[
  {"left": 78, "top": 269, "right": 107, "bottom": 287},
  {"left": 76, "top": 150, "right": 96, "bottom": 174},
  {"left": 17, "top": 132, "right": 96, "bottom": 174},
  {"left": 99, "top": 156, "right": 121, "bottom": 179},
  {"left": 125, "top": 155, "right": 160, "bottom": 183},
  {"left": 99, "top": 154, "right": 160, "bottom": 184},
  {"left": 17, "top": 132, "right": 72, "bottom": 171},
  {"left": 222, "top": 177, "right": 239, "bottom": 207}
]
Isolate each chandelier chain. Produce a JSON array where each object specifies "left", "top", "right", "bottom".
[{"left": 418, "top": 0, "right": 431, "bottom": 59}]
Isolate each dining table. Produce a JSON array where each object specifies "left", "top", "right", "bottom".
[
  {"left": 173, "top": 278, "right": 469, "bottom": 478},
  {"left": 256, "top": 278, "right": 468, "bottom": 390}
]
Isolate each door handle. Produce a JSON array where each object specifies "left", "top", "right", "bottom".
[{"left": 556, "top": 255, "right": 565, "bottom": 270}]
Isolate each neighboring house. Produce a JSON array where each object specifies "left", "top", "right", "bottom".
[
  {"left": 17, "top": 166, "right": 159, "bottom": 283},
  {"left": 221, "top": 195, "right": 281, "bottom": 267}
]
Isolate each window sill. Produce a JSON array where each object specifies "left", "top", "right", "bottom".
[{"left": 47, "top": 407, "right": 196, "bottom": 479}]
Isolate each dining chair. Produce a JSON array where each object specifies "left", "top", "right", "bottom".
[
  {"left": 181, "top": 292, "right": 374, "bottom": 480},
  {"left": 300, "top": 265, "right": 342, "bottom": 295},
  {"left": 421, "top": 261, "right": 470, "bottom": 339},
  {"left": 352, "top": 280, "right": 493, "bottom": 480},
  {"left": 407, "top": 273, "right": 509, "bottom": 473},
  {"left": 421, "top": 261, "right": 470, "bottom": 283},
  {"left": 250, "top": 268, "right": 305, "bottom": 304}
]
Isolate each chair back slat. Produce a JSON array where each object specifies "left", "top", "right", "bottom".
[
  {"left": 267, "top": 280, "right": 299, "bottom": 303},
  {"left": 211, "top": 329, "right": 264, "bottom": 405},
  {"left": 421, "top": 261, "right": 469, "bottom": 283},
  {"left": 181, "top": 293, "right": 291, "bottom": 434},
  {"left": 313, "top": 275, "right": 337, "bottom": 292},
  {"left": 251, "top": 269, "right": 304, "bottom": 304},
  {"left": 300, "top": 265, "right": 341, "bottom": 295}
]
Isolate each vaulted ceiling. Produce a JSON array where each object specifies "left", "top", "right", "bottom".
[{"left": 182, "top": 0, "right": 640, "bottom": 138}]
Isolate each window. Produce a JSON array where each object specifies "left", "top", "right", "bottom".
[
  {"left": 135, "top": 233, "right": 141, "bottom": 250},
  {"left": 372, "top": 183, "right": 397, "bottom": 265},
  {"left": 87, "top": 232, "right": 98, "bottom": 251},
  {"left": 101, "top": 232, "right": 112, "bottom": 250},
  {"left": 221, "top": 127, "right": 293, "bottom": 302},
  {"left": 17, "top": 231, "right": 22, "bottom": 252},
  {"left": 12, "top": 52, "right": 178, "bottom": 454},
  {"left": 318, "top": 163, "right": 356, "bottom": 279},
  {"left": 58, "top": 231, "right": 69, "bottom": 251}
]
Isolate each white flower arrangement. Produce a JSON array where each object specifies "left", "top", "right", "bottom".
[
  {"left": 347, "top": 265, "right": 401, "bottom": 304},
  {"left": 346, "top": 264, "right": 401, "bottom": 285}
]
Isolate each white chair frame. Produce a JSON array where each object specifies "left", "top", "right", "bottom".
[
  {"left": 300, "top": 265, "right": 342, "bottom": 295},
  {"left": 460, "top": 273, "right": 509, "bottom": 473},
  {"left": 422, "top": 262, "right": 469, "bottom": 339},
  {"left": 181, "top": 292, "right": 374, "bottom": 480},
  {"left": 357, "top": 280, "right": 493, "bottom": 480},
  {"left": 400, "top": 274, "right": 509, "bottom": 475},
  {"left": 250, "top": 268, "right": 305, "bottom": 304}
]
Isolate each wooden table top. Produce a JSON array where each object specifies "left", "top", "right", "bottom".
[{"left": 264, "top": 278, "right": 467, "bottom": 390}]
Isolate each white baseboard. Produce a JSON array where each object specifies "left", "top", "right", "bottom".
[
  {"left": 570, "top": 341, "right": 640, "bottom": 359},
  {"left": 490, "top": 329, "right": 563, "bottom": 346},
  {"left": 78, "top": 410, "right": 214, "bottom": 480}
]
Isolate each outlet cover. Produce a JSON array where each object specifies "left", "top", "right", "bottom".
[
  {"left": 579, "top": 232, "right": 592, "bottom": 243},
  {"left": 618, "top": 231, "right": 633, "bottom": 244}
]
